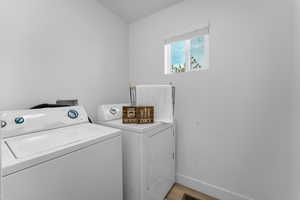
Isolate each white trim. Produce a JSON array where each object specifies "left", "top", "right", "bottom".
[
  {"left": 203, "top": 34, "right": 210, "bottom": 70},
  {"left": 164, "top": 44, "right": 171, "bottom": 74},
  {"left": 165, "top": 27, "right": 210, "bottom": 44},
  {"left": 176, "top": 173, "right": 254, "bottom": 200},
  {"left": 185, "top": 40, "right": 191, "bottom": 72}
]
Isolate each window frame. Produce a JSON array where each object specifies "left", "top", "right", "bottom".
[{"left": 164, "top": 27, "right": 210, "bottom": 74}]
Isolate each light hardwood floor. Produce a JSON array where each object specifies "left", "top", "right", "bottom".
[{"left": 166, "top": 184, "right": 218, "bottom": 200}]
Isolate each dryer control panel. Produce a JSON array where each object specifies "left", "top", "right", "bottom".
[{"left": 97, "top": 104, "right": 128, "bottom": 122}]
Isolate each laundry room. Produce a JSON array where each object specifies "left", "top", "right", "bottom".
[{"left": 0, "top": 0, "right": 300, "bottom": 200}]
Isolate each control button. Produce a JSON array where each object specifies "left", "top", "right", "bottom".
[
  {"left": 109, "top": 107, "right": 119, "bottom": 115},
  {"left": 68, "top": 110, "right": 79, "bottom": 119},
  {"left": 0, "top": 121, "right": 7, "bottom": 128},
  {"left": 15, "top": 117, "right": 25, "bottom": 124}
]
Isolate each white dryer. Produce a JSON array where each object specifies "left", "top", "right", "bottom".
[
  {"left": 1, "top": 106, "right": 123, "bottom": 200},
  {"left": 97, "top": 104, "right": 175, "bottom": 200}
]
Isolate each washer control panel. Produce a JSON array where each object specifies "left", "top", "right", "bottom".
[{"left": 0, "top": 106, "right": 88, "bottom": 138}]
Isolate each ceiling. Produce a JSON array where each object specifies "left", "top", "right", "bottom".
[{"left": 98, "top": 0, "right": 183, "bottom": 22}]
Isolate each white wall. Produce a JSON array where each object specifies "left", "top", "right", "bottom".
[
  {"left": 291, "top": 0, "right": 300, "bottom": 198},
  {"left": 129, "top": 0, "right": 293, "bottom": 199},
  {"left": 0, "top": 0, "right": 129, "bottom": 119}
]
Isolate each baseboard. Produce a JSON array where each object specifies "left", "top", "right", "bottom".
[{"left": 176, "top": 173, "right": 254, "bottom": 200}]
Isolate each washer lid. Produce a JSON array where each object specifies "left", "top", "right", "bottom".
[
  {"left": 6, "top": 129, "right": 81, "bottom": 159},
  {"left": 2, "top": 123, "right": 121, "bottom": 176},
  {"left": 4, "top": 123, "right": 121, "bottom": 160}
]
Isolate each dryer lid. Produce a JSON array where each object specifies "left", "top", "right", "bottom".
[{"left": 101, "top": 119, "right": 173, "bottom": 133}]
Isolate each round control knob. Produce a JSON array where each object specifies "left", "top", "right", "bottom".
[
  {"left": 68, "top": 110, "right": 79, "bottom": 119},
  {"left": 109, "top": 107, "right": 119, "bottom": 115},
  {"left": 15, "top": 117, "right": 25, "bottom": 124},
  {"left": 0, "top": 120, "right": 7, "bottom": 128}
]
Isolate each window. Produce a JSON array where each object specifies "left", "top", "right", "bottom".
[{"left": 164, "top": 27, "right": 210, "bottom": 74}]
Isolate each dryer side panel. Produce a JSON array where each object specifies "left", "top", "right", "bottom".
[
  {"left": 142, "top": 126, "right": 175, "bottom": 200},
  {"left": 122, "top": 130, "right": 142, "bottom": 200}
]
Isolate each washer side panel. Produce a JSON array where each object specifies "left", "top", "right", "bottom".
[{"left": 3, "top": 136, "right": 122, "bottom": 200}]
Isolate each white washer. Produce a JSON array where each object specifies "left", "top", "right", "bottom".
[
  {"left": 97, "top": 104, "right": 175, "bottom": 200},
  {"left": 1, "top": 106, "right": 122, "bottom": 200}
]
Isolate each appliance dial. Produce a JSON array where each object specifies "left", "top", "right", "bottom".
[
  {"left": 68, "top": 110, "right": 79, "bottom": 119},
  {"left": 109, "top": 107, "right": 119, "bottom": 115},
  {"left": 0, "top": 120, "right": 7, "bottom": 128},
  {"left": 15, "top": 117, "right": 25, "bottom": 124}
]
